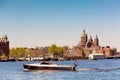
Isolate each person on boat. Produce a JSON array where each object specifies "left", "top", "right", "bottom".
[{"left": 74, "top": 59, "right": 78, "bottom": 67}]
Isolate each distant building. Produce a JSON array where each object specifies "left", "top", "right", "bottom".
[
  {"left": 76, "top": 29, "right": 100, "bottom": 58},
  {"left": 25, "top": 46, "right": 49, "bottom": 58},
  {"left": 0, "top": 35, "right": 9, "bottom": 58},
  {"left": 69, "top": 30, "right": 117, "bottom": 59}
]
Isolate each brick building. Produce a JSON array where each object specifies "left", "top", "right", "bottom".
[
  {"left": 0, "top": 35, "right": 9, "bottom": 58},
  {"left": 71, "top": 30, "right": 117, "bottom": 59}
]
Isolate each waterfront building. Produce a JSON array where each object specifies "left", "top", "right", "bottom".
[
  {"left": 25, "top": 46, "right": 49, "bottom": 58},
  {"left": 70, "top": 30, "right": 117, "bottom": 59},
  {"left": 75, "top": 30, "right": 100, "bottom": 58},
  {"left": 0, "top": 35, "right": 9, "bottom": 58}
]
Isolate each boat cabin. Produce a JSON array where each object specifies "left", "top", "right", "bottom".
[{"left": 40, "top": 61, "right": 53, "bottom": 65}]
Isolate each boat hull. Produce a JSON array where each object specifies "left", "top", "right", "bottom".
[{"left": 23, "top": 64, "right": 76, "bottom": 71}]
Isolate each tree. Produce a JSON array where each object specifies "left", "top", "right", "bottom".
[
  {"left": 16, "top": 48, "right": 25, "bottom": 57},
  {"left": 9, "top": 48, "right": 17, "bottom": 57},
  {"left": 57, "top": 47, "right": 64, "bottom": 56},
  {"left": 49, "top": 44, "right": 64, "bottom": 57},
  {"left": 9, "top": 47, "right": 32, "bottom": 58},
  {"left": 49, "top": 44, "right": 57, "bottom": 55}
]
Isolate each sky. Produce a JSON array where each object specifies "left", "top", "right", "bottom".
[{"left": 0, "top": 0, "right": 120, "bottom": 51}]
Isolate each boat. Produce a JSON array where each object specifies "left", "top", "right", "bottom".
[
  {"left": 88, "top": 50, "right": 104, "bottom": 60},
  {"left": 23, "top": 61, "right": 76, "bottom": 71}
]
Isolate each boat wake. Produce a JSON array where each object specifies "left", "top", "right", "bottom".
[
  {"left": 77, "top": 68, "right": 120, "bottom": 72},
  {"left": 78, "top": 68, "right": 92, "bottom": 71}
]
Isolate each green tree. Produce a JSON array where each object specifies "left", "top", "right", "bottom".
[
  {"left": 49, "top": 44, "right": 57, "bottom": 55},
  {"left": 18, "top": 48, "right": 26, "bottom": 57},
  {"left": 9, "top": 48, "right": 17, "bottom": 57},
  {"left": 10, "top": 47, "right": 30, "bottom": 58},
  {"left": 57, "top": 47, "right": 63, "bottom": 56},
  {"left": 49, "top": 44, "right": 64, "bottom": 57}
]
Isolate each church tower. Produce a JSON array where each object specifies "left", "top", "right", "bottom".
[
  {"left": 89, "top": 35, "right": 93, "bottom": 43},
  {"left": 86, "top": 35, "right": 93, "bottom": 48},
  {"left": 80, "top": 30, "right": 88, "bottom": 47},
  {"left": 94, "top": 35, "right": 99, "bottom": 47},
  {"left": 0, "top": 35, "right": 9, "bottom": 57}
]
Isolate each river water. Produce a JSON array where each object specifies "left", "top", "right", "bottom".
[{"left": 0, "top": 59, "right": 120, "bottom": 80}]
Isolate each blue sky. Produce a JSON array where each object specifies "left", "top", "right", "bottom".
[{"left": 0, "top": 0, "right": 120, "bottom": 51}]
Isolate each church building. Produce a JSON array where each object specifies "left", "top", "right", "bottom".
[
  {"left": 0, "top": 35, "right": 9, "bottom": 58},
  {"left": 75, "top": 30, "right": 116, "bottom": 58}
]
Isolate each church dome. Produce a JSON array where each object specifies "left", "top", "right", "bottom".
[{"left": 2, "top": 35, "right": 8, "bottom": 40}]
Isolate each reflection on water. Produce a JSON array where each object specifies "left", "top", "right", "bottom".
[{"left": 0, "top": 59, "right": 120, "bottom": 80}]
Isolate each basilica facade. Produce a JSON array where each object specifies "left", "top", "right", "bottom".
[{"left": 72, "top": 30, "right": 117, "bottom": 59}]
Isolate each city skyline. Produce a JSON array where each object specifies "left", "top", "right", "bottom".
[{"left": 0, "top": 0, "right": 120, "bottom": 51}]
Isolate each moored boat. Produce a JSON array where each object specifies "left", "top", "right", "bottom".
[{"left": 23, "top": 61, "right": 76, "bottom": 71}]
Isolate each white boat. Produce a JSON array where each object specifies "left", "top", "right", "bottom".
[
  {"left": 89, "top": 52, "right": 104, "bottom": 60},
  {"left": 88, "top": 50, "right": 105, "bottom": 60},
  {"left": 23, "top": 61, "right": 76, "bottom": 71}
]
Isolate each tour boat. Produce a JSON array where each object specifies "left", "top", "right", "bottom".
[{"left": 23, "top": 61, "right": 76, "bottom": 71}]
